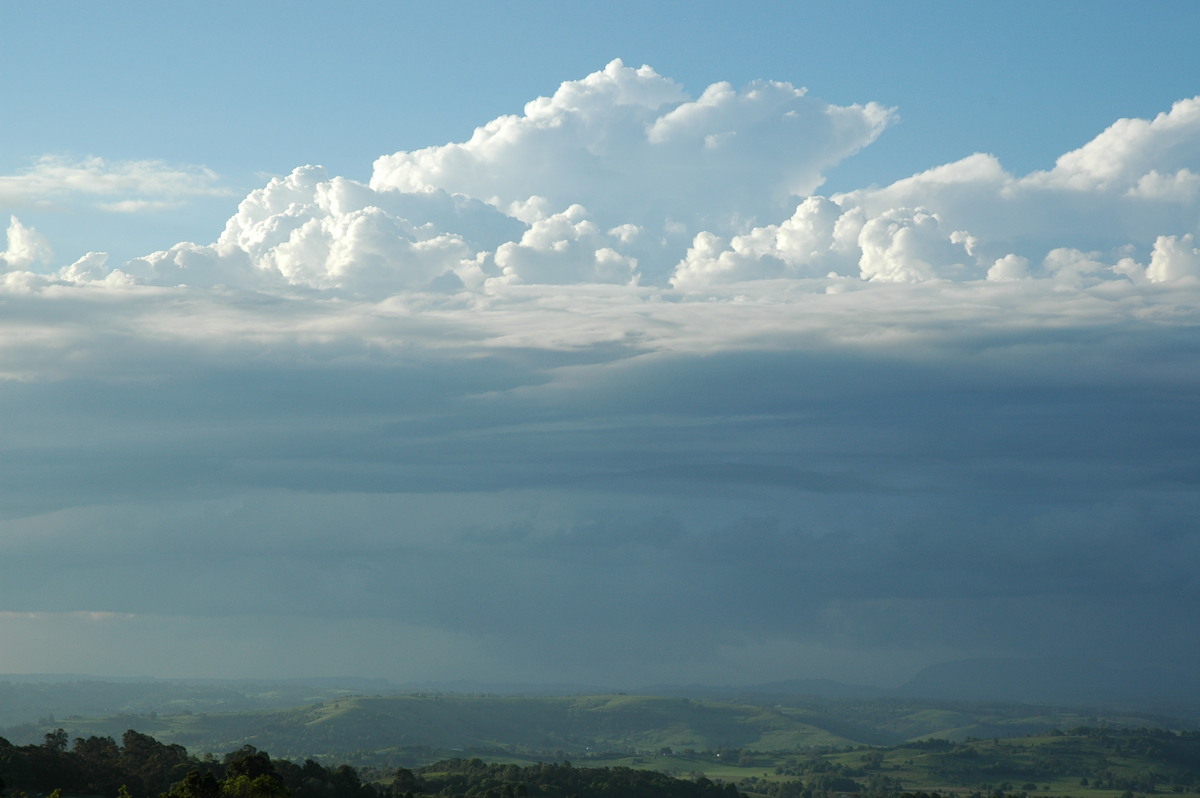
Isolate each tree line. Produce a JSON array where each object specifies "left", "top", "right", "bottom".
[{"left": 0, "top": 729, "right": 743, "bottom": 798}]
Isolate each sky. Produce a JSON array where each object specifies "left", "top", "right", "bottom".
[{"left": 1, "top": 1, "right": 1199, "bottom": 694}]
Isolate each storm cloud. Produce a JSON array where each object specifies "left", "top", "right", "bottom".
[{"left": 1, "top": 61, "right": 1198, "bottom": 691}]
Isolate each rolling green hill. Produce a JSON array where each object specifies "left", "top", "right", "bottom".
[
  {"left": 11, "top": 693, "right": 1195, "bottom": 771},
  {"left": 33, "top": 694, "right": 858, "bottom": 762},
  {"left": 4, "top": 692, "right": 1200, "bottom": 797}
]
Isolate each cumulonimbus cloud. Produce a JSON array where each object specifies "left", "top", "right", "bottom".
[
  {"left": 4, "top": 62, "right": 1200, "bottom": 299},
  {"left": 3, "top": 66, "right": 1200, "bottom": 686}
]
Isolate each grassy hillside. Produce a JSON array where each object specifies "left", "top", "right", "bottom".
[
  {"left": 803, "top": 727, "right": 1200, "bottom": 796},
  {"left": 12, "top": 693, "right": 1195, "bottom": 771},
  {"left": 0, "top": 678, "right": 378, "bottom": 727},
  {"left": 577, "top": 728, "right": 1200, "bottom": 798},
  {"left": 29, "top": 694, "right": 857, "bottom": 762}
]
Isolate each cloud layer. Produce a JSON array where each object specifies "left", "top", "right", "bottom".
[
  {"left": 1, "top": 61, "right": 1198, "bottom": 689},
  {"left": 0, "top": 155, "right": 231, "bottom": 213}
]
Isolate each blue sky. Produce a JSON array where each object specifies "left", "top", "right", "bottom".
[
  {"left": 5, "top": 1, "right": 1198, "bottom": 265},
  {"left": 1, "top": 1, "right": 1199, "bottom": 695}
]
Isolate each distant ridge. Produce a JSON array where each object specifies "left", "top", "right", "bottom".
[
  {"left": 634, "top": 678, "right": 889, "bottom": 701},
  {"left": 646, "top": 657, "right": 1200, "bottom": 709},
  {"left": 387, "top": 680, "right": 614, "bottom": 696},
  {"left": 894, "top": 656, "right": 1200, "bottom": 708},
  {"left": 0, "top": 673, "right": 162, "bottom": 683},
  {"left": 4, "top": 656, "right": 1198, "bottom": 717}
]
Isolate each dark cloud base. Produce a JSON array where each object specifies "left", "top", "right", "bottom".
[{"left": 2, "top": 317, "right": 1196, "bottom": 688}]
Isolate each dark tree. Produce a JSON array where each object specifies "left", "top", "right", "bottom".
[{"left": 43, "top": 728, "right": 69, "bottom": 752}]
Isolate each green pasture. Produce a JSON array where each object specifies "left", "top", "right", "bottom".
[{"left": 12, "top": 692, "right": 1200, "bottom": 797}]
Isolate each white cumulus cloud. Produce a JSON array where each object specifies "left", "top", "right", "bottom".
[
  {"left": 371, "top": 59, "right": 892, "bottom": 267},
  {"left": 19, "top": 63, "right": 1200, "bottom": 304},
  {"left": 1028, "top": 97, "right": 1200, "bottom": 195},
  {"left": 96, "top": 62, "right": 894, "bottom": 294},
  {"left": 857, "top": 208, "right": 975, "bottom": 283},
  {"left": 123, "top": 165, "right": 522, "bottom": 293},
  {"left": 1, "top": 215, "right": 53, "bottom": 271},
  {"left": 1146, "top": 233, "right": 1200, "bottom": 282},
  {"left": 672, "top": 96, "right": 1200, "bottom": 290},
  {"left": 492, "top": 204, "right": 639, "bottom": 286}
]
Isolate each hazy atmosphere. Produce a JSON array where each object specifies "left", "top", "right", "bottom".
[{"left": 2, "top": 1, "right": 1199, "bottom": 693}]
